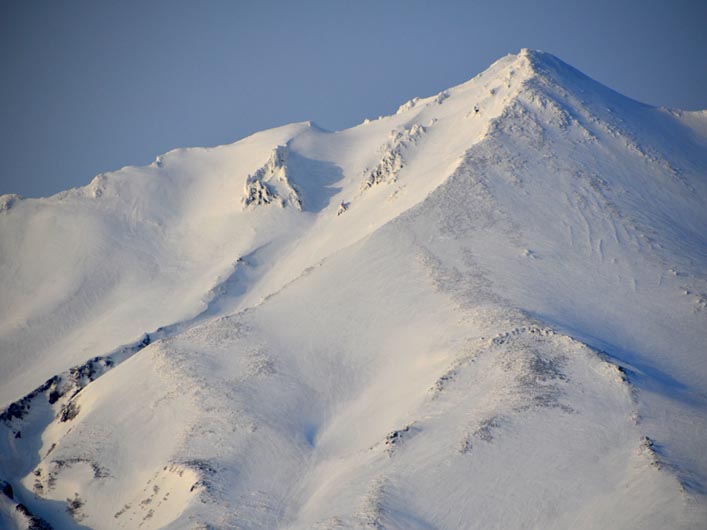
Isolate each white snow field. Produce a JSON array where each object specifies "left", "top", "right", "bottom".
[{"left": 1, "top": 49, "right": 706, "bottom": 529}]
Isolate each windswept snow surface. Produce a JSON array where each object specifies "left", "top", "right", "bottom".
[{"left": 1, "top": 50, "right": 706, "bottom": 529}]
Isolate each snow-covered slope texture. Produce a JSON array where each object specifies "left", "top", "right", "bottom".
[{"left": 1, "top": 49, "right": 706, "bottom": 530}]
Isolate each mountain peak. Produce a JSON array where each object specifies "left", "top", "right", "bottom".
[{"left": 497, "top": 48, "right": 584, "bottom": 91}]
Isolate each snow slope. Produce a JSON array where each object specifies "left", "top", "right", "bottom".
[{"left": 1, "top": 49, "right": 706, "bottom": 529}]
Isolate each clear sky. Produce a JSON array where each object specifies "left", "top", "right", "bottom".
[{"left": 1, "top": 0, "right": 705, "bottom": 198}]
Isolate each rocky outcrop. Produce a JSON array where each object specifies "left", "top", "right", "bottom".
[
  {"left": 243, "top": 145, "right": 302, "bottom": 210},
  {"left": 360, "top": 124, "right": 426, "bottom": 191}
]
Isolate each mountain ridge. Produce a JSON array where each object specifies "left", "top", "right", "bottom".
[{"left": 1, "top": 50, "right": 706, "bottom": 529}]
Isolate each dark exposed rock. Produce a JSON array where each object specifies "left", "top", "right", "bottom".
[
  {"left": 1, "top": 480, "right": 13, "bottom": 499},
  {"left": 65, "top": 492, "right": 85, "bottom": 521},
  {"left": 15, "top": 503, "right": 54, "bottom": 530},
  {"left": 59, "top": 401, "right": 80, "bottom": 422}
]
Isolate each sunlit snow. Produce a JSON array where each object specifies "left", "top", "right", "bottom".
[{"left": 1, "top": 49, "right": 706, "bottom": 529}]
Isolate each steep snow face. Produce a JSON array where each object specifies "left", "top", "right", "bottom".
[
  {"left": 1, "top": 50, "right": 707, "bottom": 530},
  {"left": 0, "top": 50, "right": 524, "bottom": 409},
  {"left": 0, "top": 121, "right": 315, "bottom": 407}
]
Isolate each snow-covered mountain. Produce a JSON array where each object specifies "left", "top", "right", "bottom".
[{"left": 1, "top": 49, "right": 706, "bottom": 529}]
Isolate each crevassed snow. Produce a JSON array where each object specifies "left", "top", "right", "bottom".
[{"left": 1, "top": 49, "right": 706, "bottom": 529}]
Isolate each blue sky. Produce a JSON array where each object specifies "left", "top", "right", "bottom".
[{"left": 1, "top": 0, "right": 705, "bottom": 197}]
